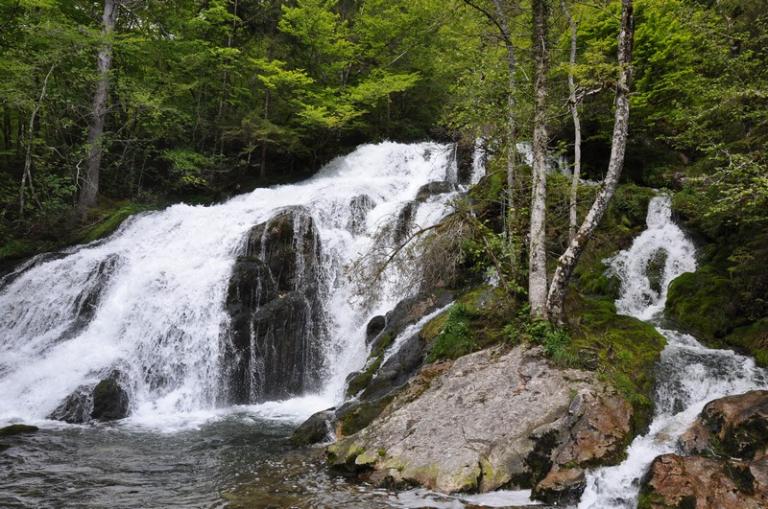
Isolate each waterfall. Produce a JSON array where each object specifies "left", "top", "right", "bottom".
[
  {"left": 578, "top": 195, "right": 768, "bottom": 508},
  {"left": 0, "top": 142, "right": 477, "bottom": 429}
]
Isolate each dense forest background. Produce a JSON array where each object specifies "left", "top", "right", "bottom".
[{"left": 1, "top": 0, "right": 766, "bottom": 279}]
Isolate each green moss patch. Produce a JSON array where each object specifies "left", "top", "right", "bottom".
[
  {"left": 726, "top": 319, "right": 768, "bottom": 368},
  {"left": 423, "top": 286, "right": 518, "bottom": 363},
  {"left": 567, "top": 295, "right": 667, "bottom": 432},
  {"left": 666, "top": 268, "right": 744, "bottom": 341}
]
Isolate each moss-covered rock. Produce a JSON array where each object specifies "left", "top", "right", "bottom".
[
  {"left": 727, "top": 319, "right": 768, "bottom": 368},
  {"left": 567, "top": 295, "right": 667, "bottom": 432},
  {"left": 667, "top": 268, "right": 768, "bottom": 365},
  {"left": 91, "top": 373, "right": 129, "bottom": 421},
  {"left": 666, "top": 268, "right": 743, "bottom": 341},
  {"left": 0, "top": 424, "right": 39, "bottom": 437}
]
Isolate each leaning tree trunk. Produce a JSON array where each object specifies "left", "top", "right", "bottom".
[
  {"left": 562, "top": 0, "right": 581, "bottom": 243},
  {"left": 78, "top": 0, "right": 118, "bottom": 215},
  {"left": 546, "top": 0, "right": 635, "bottom": 324},
  {"left": 529, "top": 0, "right": 550, "bottom": 319}
]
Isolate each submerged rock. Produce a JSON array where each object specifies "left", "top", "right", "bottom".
[
  {"left": 0, "top": 424, "right": 39, "bottom": 437},
  {"left": 328, "top": 345, "right": 631, "bottom": 500},
  {"left": 346, "top": 194, "right": 376, "bottom": 235}
]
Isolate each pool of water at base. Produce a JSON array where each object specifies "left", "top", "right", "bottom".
[{"left": 0, "top": 414, "right": 544, "bottom": 509}]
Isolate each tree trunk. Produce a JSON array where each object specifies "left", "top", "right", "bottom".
[
  {"left": 19, "top": 64, "right": 55, "bottom": 217},
  {"left": 462, "top": 0, "right": 519, "bottom": 255},
  {"left": 546, "top": 0, "right": 635, "bottom": 324},
  {"left": 78, "top": 0, "right": 118, "bottom": 215},
  {"left": 260, "top": 88, "right": 270, "bottom": 179},
  {"left": 529, "top": 0, "right": 550, "bottom": 319},
  {"left": 491, "top": 0, "right": 519, "bottom": 256},
  {"left": 562, "top": 0, "right": 581, "bottom": 243}
]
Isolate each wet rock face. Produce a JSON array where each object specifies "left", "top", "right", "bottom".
[
  {"left": 346, "top": 194, "right": 375, "bottom": 235},
  {"left": 225, "top": 207, "right": 326, "bottom": 403},
  {"left": 365, "top": 316, "right": 386, "bottom": 344},
  {"left": 640, "top": 391, "right": 768, "bottom": 509},
  {"left": 455, "top": 138, "right": 475, "bottom": 185},
  {"left": 639, "top": 454, "right": 768, "bottom": 509},
  {"left": 291, "top": 408, "right": 335, "bottom": 446},
  {"left": 415, "top": 181, "right": 457, "bottom": 202},
  {"left": 328, "top": 346, "right": 632, "bottom": 499},
  {"left": 48, "top": 386, "right": 93, "bottom": 423},
  {"left": 91, "top": 372, "right": 130, "bottom": 421}
]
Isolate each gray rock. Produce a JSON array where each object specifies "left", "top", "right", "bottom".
[
  {"left": 346, "top": 195, "right": 376, "bottom": 234},
  {"left": 415, "top": 181, "right": 457, "bottom": 202},
  {"left": 365, "top": 315, "right": 386, "bottom": 344},
  {"left": 49, "top": 370, "right": 130, "bottom": 423},
  {"left": 48, "top": 385, "right": 93, "bottom": 423},
  {"left": 292, "top": 408, "right": 336, "bottom": 446},
  {"left": 329, "top": 345, "right": 631, "bottom": 498}
]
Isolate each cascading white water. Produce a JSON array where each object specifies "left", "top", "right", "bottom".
[
  {"left": 0, "top": 141, "right": 479, "bottom": 429},
  {"left": 578, "top": 195, "right": 768, "bottom": 509}
]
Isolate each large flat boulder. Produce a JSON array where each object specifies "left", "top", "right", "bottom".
[{"left": 328, "top": 345, "right": 631, "bottom": 502}]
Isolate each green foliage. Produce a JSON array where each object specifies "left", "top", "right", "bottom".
[
  {"left": 524, "top": 320, "right": 574, "bottom": 365},
  {"left": 427, "top": 304, "right": 477, "bottom": 362}
]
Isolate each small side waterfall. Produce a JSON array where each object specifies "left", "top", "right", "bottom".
[
  {"left": 0, "top": 142, "right": 480, "bottom": 429},
  {"left": 578, "top": 195, "right": 768, "bottom": 508}
]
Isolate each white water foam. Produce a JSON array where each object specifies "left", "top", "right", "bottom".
[
  {"left": 0, "top": 142, "right": 476, "bottom": 430},
  {"left": 577, "top": 195, "right": 768, "bottom": 509}
]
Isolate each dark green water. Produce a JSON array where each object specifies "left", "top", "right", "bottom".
[{"left": 0, "top": 415, "right": 541, "bottom": 509}]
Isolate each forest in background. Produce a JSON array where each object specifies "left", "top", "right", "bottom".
[{"left": 1, "top": 0, "right": 766, "bottom": 290}]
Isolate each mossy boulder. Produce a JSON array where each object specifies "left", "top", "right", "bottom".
[
  {"left": 667, "top": 268, "right": 768, "bottom": 365},
  {"left": 727, "top": 319, "right": 768, "bottom": 368},
  {"left": 666, "top": 268, "right": 743, "bottom": 341},
  {"left": 567, "top": 295, "right": 667, "bottom": 432},
  {"left": 0, "top": 424, "right": 39, "bottom": 437},
  {"left": 91, "top": 373, "right": 129, "bottom": 421}
]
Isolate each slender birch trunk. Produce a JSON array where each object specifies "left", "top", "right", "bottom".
[
  {"left": 562, "top": 0, "right": 581, "bottom": 243},
  {"left": 462, "top": 0, "right": 519, "bottom": 258},
  {"left": 78, "top": 0, "right": 118, "bottom": 214},
  {"left": 19, "top": 64, "right": 55, "bottom": 217},
  {"left": 491, "top": 0, "right": 518, "bottom": 244},
  {"left": 529, "top": 0, "right": 550, "bottom": 319},
  {"left": 546, "top": 0, "right": 635, "bottom": 324}
]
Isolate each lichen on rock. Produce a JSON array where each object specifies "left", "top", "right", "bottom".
[{"left": 328, "top": 345, "right": 632, "bottom": 502}]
